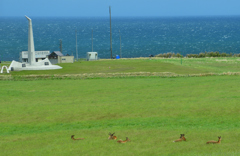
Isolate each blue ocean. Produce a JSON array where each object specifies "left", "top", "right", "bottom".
[{"left": 1, "top": 16, "right": 240, "bottom": 61}]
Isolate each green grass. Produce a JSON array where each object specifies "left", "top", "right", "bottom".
[
  {"left": 0, "top": 76, "right": 240, "bottom": 155},
  {"left": 3, "top": 57, "right": 240, "bottom": 77},
  {"left": 159, "top": 57, "right": 240, "bottom": 73}
]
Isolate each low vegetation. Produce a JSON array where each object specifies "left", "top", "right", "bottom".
[
  {"left": 155, "top": 51, "right": 240, "bottom": 58},
  {"left": 155, "top": 52, "right": 182, "bottom": 58}
]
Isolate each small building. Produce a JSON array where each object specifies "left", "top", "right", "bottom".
[
  {"left": 48, "top": 51, "right": 74, "bottom": 64},
  {"left": 20, "top": 51, "right": 50, "bottom": 62},
  {"left": 86, "top": 52, "right": 98, "bottom": 61}
]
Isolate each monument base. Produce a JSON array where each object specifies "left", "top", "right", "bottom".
[{"left": 8, "top": 58, "right": 62, "bottom": 71}]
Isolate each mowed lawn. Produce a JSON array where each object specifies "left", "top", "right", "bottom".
[
  {"left": 0, "top": 75, "right": 239, "bottom": 155},
  {"left": 5, "top": 57, "right": 240, "bottom": 76}
]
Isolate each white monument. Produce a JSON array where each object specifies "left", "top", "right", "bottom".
[{"left": 8, "top": 16, "right": 62, "bottom": 71}]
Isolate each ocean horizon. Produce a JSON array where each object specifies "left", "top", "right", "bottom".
[{"left": 1, "top": 16, "right": 240, "bottom": 61}]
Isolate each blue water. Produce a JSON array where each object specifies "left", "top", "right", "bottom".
[{"left": 1, "top": 16, "right": 240, "bottom": 61}]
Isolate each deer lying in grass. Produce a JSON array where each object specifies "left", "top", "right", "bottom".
[
  {"left": 173, "top": 134, "right": 186, "bottom": 142},
  {"left": 108, "top": 132, "right": 117, "bottom": 140},
  {"left": 71, "top": 135, "right": 85, "bottom": 140},
  {"left": 117, "top": 137, "right": 131, "bottom": 143},
  {"left": 206, "top": 136, "right": 221, "bottom": 144}
]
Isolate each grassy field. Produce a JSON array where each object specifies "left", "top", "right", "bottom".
[
  {"left": 0, "top": 58, "right": 240, "bottom": 155},
  {"left": 0, "top": 74, "right": 240, "bottom": 155},
  {"left": 1, "top": 57, "right": 240, "bottom": 77}
]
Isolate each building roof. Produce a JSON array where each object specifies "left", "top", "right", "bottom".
[
  {"left": 52, "top": 51, "right": 64, "bottom": 56},
  {"left": 21, "top": 51, "right": 50, "bottom": 59}
]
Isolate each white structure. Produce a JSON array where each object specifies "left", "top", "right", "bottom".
[
  {"left": 86, "top": 52, "right": 98, "bottom": 61},
  {"left": 1, "top": 66, "right": 9, "bottom": 73},
  {"left": 8, "top": 16, "right": 62, "bottom": 71},
  {"left": 20, "top": 50, "right": 50, "bottom": 62}
]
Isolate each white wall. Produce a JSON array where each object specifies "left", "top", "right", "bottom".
[{"left": 86, "top": 52, "right": 98, "bottom": 61}]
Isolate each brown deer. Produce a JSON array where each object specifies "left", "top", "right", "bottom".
[
  {"left": 71, "top": 135, "right": 85, "bottom": 140},
  {"left": 117, "top": 137, "right": 131, "bottom": 143},
  {"left": 181, "top": 134, "right": 186, "bottom": 141},
  {"left": 173, "top": 134, "right": 186, "bottom": 142},
  {"left": 108, "top": 132, "right": 117, "bottom": 140},
  {"left": 206, "top": 136, "right": 221, "bottom": 144}
]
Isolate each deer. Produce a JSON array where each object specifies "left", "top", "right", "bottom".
[
  {"left": 173, "top": 134, "right": 186, "bottom": 142},
  {"left": 108, "top": 132, "right": 117, "bottom": 140},
  {"left": 181, "top": 134, "right": 186, "bottom": 141},
  {"left": 71, "top": 135, "right": 85, "bottom": 140},
  {"left": 117, "top": 137, "right": 131, "bottom": 143},
  {"left": 206, "top": 136, "right": 221, "bottom": 144}
]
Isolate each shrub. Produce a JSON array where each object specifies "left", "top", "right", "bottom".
[
  {"left": 155, "top": 52, "right": 240, "bottom": 58},
  {"left": 199, "top": 53, "right": 205, "bottom": 58},
  {"left": 220, "top": 53, "right": 227, "bottom": 57},
  {"left": 176, "top": 53, "right": 181, "bottom": 58},
  {"left": 155, "top": 54, "right": 163, "bottom": 57}
]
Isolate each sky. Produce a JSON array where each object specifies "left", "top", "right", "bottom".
[{"left": 1, "top": 0, "right": 240, "bottom": 17}]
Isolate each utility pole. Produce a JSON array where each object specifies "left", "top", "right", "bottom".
[
  {"left": 109, "top": 6, "right": 112, "bottom": 59},
  {"left": 92, "top": 29, "right": 93, "bottom": 52},
  {"left": 75, "top": 30, "right": 78, "bottom": 61},
  {"left": 119, "top": 30, "right": 122, "bottom": 58}
]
